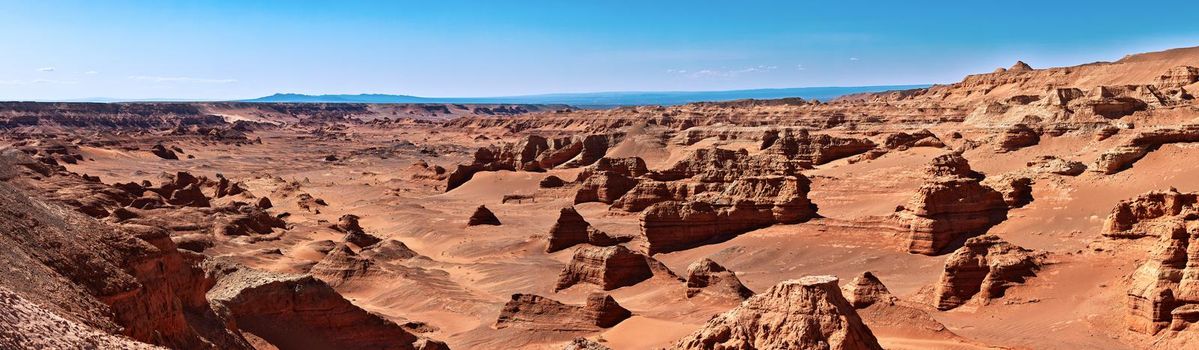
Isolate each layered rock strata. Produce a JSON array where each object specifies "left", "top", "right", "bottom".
[{"left": 671, "top": 275, "right": 883, "bottom": 350}]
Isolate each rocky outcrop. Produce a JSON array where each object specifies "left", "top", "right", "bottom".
[
  {"left": 546, "top": 207, "right": 629, "bottom": 253},
  {"left": 332, "top": 214, "right": 383, "bottom": 247},
  {"left": 151, "top": 143, "right": 179, "bottom": 160},
  {"left": 1105, "top": 190, "right": 1199, "bottom": 334},
  {"left": 554, "top": 245, "right": 659, "bottom": 291},
  {"left": 641, "top": 175, "right": 818, "bottom": 254},
  {"left": 1008, "top": 60, "right": 1033, "bottom": 72},
  {"left": 671, "top": 275, "right": 882, "bottom": 350},
  {"left": 1103, "top": 189, "right": 1199, "bottom": 238},
  {"left": 0, "top": 175, "right": 429, "bottom": 350},
  {"left": 1093, "top": 125, "right": 1199, "bottom": 174},
  {"left": 573, "top": 170, "right": 638, "bottom": 205},
  {"left": 895, "top": 153, "right": 1009, "bottom": 255},
  {"left": 0, "top": 177, "right": 251, "bottom": 349},
  {"left": 982, "top": 174, "right": 1034, "bottom": 209},
  {"left": 933, "top": 235, "right": 1044, "bottom": 310},
  {"left": 309, "top": 244, "right": 376, "bottom": 287},
  {"left": 610, "top": 180, "right": 712, "bottom": 212},
  {"left": 850, "top": 129, "right": 947, "bottom": 163},
  {"left": 206, "top": 262, "right": 438, "bottom": 350},
  {"left": 841, "top": 272, "right": 897, "bottom": 308},
  {"left": 494, "top": 293, "right": 631, "bottom": 331},
  {"left": 0, "top": 286, "right": 161, "bottom": 349},
  {"left": 649, "top": 147, "right": 805, "bottom": 183},
  {"left": 562, "top": 338, "right": 611, "bottom": 350},
  {"left": 571, "top": 157, "right": 650, "bottom": 204},
  {"left": 883, "top": 129, "right": 946, "bottom": 149},
  {"left": 468, "top": 205, "right": 502, "bottom": 226},
  {"left": 585, "top": 157, "right": 650, "bottom": 178},
  {"left": 539, "top": 175, "right": 565, "bottom": 188},
  {"left": 761, "top": 129, "right": 876, "bottom": 165},
  {"left": 1094, "top": 145, "right": 1151, "bottom": 174},
  {"left": 997, "top": 124, "right": 1039, "bottom": 152},
  {"left": 446, "top": 134, "right": 622, "bottom": 191},
  {"left": 684, "top": 258, "right": 752, "bottom": 300},
  {"left": 1156, "top": 66, "right": 1199, "bottom": 89},
  {"left": 1026, "top": 156, "right": 1086, "bottom": 176},
  {"left": 409, "top": 160, "right": 449, "bottom": 182}
]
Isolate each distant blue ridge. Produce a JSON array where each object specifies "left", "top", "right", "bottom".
[{"left": 240, "top": 85, "right": 929, "bottom": 107}]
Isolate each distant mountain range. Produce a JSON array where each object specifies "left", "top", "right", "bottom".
[{"left": 241, "top": 85, "right": 929, "bottom": 107}]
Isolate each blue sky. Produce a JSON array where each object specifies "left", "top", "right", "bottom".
[{"left": 1, "top": 0, "right": 1197, "bottom": 101}]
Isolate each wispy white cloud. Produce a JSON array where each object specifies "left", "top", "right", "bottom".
[
  {"left": 84, "top": 70, "right": 99, "bottom": 75},
  {"left": 0, "top": 79, "right": 78, "bottom": 85},
  {"left": 670, "top": 65, "right": 778, "bottom": 78},
  {"left": 796, "top": 64, "right": 806, "bottom": 71},
  {"left": 848, "top": 57, "right": 860, "bottom": 61},
  {"left": 128, "top": 75, "right": 237, "bottom": 83},
  {"left": 37, "top": 67, "right": 55, "bottom": 72}
]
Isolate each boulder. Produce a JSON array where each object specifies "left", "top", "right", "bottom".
[
  {"left": 151, "top": 143, "right": 179, "bottom": 160},
  {"left": 671, "top": 276, "right": 882, "bottom": 350}
]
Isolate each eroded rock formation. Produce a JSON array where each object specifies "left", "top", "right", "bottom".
[
  {"left": 933, "top": 235, "right": 1044, "bottom": 310},
  {"left": 494, "top": 293, "right": 631, "bottom": 331},
  {"left": 207, "top": 261, "right": 439, "bottom": 350},
  {"left": 895, "top": 153, "right": 1009, "bottom": 255},
  {"left": 0, "top": 161, "right": 445, "bottom": 349},
  {"left": 1026, "top": 156, "right": 1086, "bottom": 176},
  {"left": 446, "top": 134, "right": 622, "bottom": 191},
  {"left": 640, "top": 175, "right": 818, "bottom": 254},
  {"left": 1094, "top": 125, "right": 1199, "bottom": 174},
  {"left": 546, "top": 207, "right": 629, "bottom": 252},
  {"left": 760, "top": 129, "right": 876, "bottom": 165},
  {"left": 554, "top": 245, "right": 662, "bottom": 291},
  {"left": 684, "top": 258, "right": 752, "bottom": 300},
  {"left": 1104, "top": 190, "right": 1199, "bottom": 334},
  {"left": 671, "top": 275, "right": 882, "bottom": 350},
  {"left": 997, "top": 124, "right": 1040, "bottom": 152},
  {"left": 468, "top": 205, "right": 502, "bottom": 226},
  {"left": 841, "top": 272, "right": 897, "bottom": 308}
]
